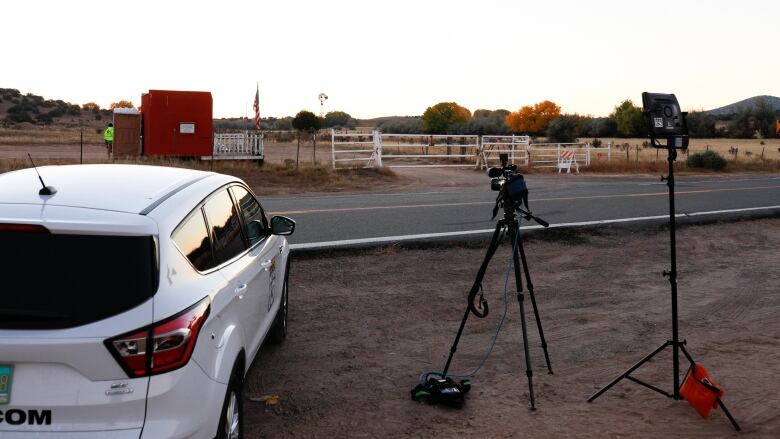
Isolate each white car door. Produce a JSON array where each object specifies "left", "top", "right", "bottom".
[{"left": 203, "top": 188, "right": 268, "bottom": 359}]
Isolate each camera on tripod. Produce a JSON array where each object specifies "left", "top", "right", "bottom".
[{"left": 488, "top": 153, "right": 528, "bottom": 209}]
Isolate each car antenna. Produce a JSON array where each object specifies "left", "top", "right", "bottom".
[{"left": 27, "top": 153, "right": 57, "bottom": 196}]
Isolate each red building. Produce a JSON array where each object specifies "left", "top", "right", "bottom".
[{"left": 141, "top": 90, "right": 213, "bottom": 156}]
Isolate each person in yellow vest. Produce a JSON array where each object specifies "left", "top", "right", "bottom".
[{"left": 103, "top": 123, "right": 114, "bottom": 158}]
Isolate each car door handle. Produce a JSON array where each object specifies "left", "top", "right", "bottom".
[
  {"left": 234, "top": 283, "right": 247, "bottom": 299},
  {"left": 260, "top": 260, "right": 272, "bottom": 271}
]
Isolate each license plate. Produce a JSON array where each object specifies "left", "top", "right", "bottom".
[{"left": 0, "top": 365, "right": 13, "bottom": 404}]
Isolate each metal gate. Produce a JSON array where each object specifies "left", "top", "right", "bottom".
[
  {"left": 331, "top": 130, "right": 381, "bottom": 169},
  {"left": 379, "top": 134, "right": 479, "bottom": 168},
  {"left": 477, "top": 135, "right": 530, "bottom": 168}
]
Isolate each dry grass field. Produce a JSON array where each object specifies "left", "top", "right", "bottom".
[
  {"left": 0, "top": 155, "right": 402, "bottom": 196},
  {"left": 2, "top": 127, "right": 780, "bottom": 177},
  {"left": 599, "top": 138, "right": 780, "bottom": 161},
  {"left": 0, "top": 127, "right": 103, "bottom": 146}
]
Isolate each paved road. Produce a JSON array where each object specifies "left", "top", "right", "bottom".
[{"left": 261, "top": 174, "right": 780, "bottom": 246}]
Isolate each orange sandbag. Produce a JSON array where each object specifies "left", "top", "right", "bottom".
[{"left": 680, "top": 364, "right": 725, "bottom": 418}]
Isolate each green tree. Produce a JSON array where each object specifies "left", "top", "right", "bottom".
[
  {"left": 612, "top": 100, "right": 644, "bottom": 137},
  {"left": 421, "top": 102, "right": 471, "bottom": 134},
  {"left": 752, "top": 98, "right": 776, "bottom": 138},
  {"left": 727, "top": 106, "right": 754, "bottom": 138},
  {"left": 323, "top": 111, "right": 355, "bottom": 129},
  {"left": 292, "top": 110, "right": 320, "bottom": 132},
  {"left": 546, "top": 114, "right": 579, "bottom": 142},
  {"left": 685, "top": 111, "right": 717, "bottom": 138},
  {"left": 292, "top": 110, "right": 321, "bottom": 168}
]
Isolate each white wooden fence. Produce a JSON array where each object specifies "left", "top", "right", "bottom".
[
  {"left": 330, "top": 129, "right": 612, "bottom": 170},
  {"left": 206, "top": 132, "right": 264, "bottom": 160}
]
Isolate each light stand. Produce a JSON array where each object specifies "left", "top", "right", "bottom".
[{"left": 587, "top": 93, "right": 740, "bottom": 431}]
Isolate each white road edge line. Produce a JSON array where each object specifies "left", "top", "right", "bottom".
[{"left": 289, "top": 205, "right": 780, "bottom": 250}]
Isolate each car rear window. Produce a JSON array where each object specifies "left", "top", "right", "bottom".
[
  {"left": 172, "top": 209, "right": 215, "bottom": 271},
  {"left": 0, "top": 228, "right": 158, "bottom": 329}
]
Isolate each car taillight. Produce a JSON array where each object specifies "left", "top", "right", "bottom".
[
  {"left": 0, "top": 224, "right": 49, "bottom": 233},
  {"left": 105, "top": 297, "right": 210, "bottom": 378}
]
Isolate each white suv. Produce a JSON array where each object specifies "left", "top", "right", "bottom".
[{"left": 0, "top": 164, "right": 294, "bottom": 438}]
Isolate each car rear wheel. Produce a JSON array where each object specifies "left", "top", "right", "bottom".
[
  {"left": 217, "top": 368, "right": 243, "bottom": 439},
  {"left": 268, "top": 279, "right": 287, "bottom": 344}
]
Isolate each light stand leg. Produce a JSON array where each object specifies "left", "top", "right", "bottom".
[
  {"left": 510, "top": 222, "right": 536, "bottom": 410},
  {"left": 516, "top": 234, "right": 553, "bottom": 374},
  {"left": 679, "top": 344, "right": 741, "bottom": 431},
  {"left": 588, "top": 341, "right": 672, "bottom": 402}
]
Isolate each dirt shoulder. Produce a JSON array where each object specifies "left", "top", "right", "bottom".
[{"left": 245, "top": 218, "right": 780, "bottom": 438}]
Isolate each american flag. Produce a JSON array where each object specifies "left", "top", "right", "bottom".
[{"left": 253, "top": 84, "right": 261, "bottom": 130}]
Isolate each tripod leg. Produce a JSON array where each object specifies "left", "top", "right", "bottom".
[
  {"left": 441, "top": 307, "right": 472, "bottom": 377},
  {"left": 588, "top": 341, "right": 671, "bottom": 402},
  {"left": 516, "top": 233, "right": 553, "bottom": 374},
  {"left": 510, "top": 225, "right": 536, "bottom": 410},
  {"left": 441, "top": 222, "right": 505, "bottom": 377}
]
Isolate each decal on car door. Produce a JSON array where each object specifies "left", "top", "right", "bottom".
[{"left": 268, "top": 257, "right": 277, "bottom": 311}]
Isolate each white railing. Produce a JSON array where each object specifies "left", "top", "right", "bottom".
[
  {"left": 478, "top": 135, "right": 531, "bottom": 168},
  {"left": 208, "top": 132, "right": 264, "bottom": 160},
  {"left": 331, "top": 130, "right": 381, "bottom": 169},
  {"left": 379, "top": 134, "right": 479, "bottom": 168},
  {"left": 330, "top": 131, "right": 612, "bottom": 170}
]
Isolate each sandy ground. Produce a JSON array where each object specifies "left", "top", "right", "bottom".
[{"left": 243, "top": 218, "right": 780, "bottom": 438}]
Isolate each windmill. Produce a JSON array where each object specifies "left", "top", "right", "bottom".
[{"left": 318, "top": 93, "right": 328, "bottom": 118}]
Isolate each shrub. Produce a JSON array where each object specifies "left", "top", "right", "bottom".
[
  {"left": 591, "top": 138, "right": 602, "bottom": 147},
  {"left": 686, "top": 150, "right": 727, "bottom": 170},
  {"left": 5, "top": 111, "right": 34, "bottom": 124},
  {"left": 36, "top": 113, "right": 53, "bottom": 124}
]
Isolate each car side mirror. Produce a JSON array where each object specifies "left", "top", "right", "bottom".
[{"left": 270, "top": 216, "right": 295, "bottom": 236}]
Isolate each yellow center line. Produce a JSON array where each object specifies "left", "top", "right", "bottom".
[{"left": 270, "top": 185, "right": 780, "bottom": 215}]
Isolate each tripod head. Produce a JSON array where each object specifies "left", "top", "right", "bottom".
[{"left": 488, "top": 154, "right": 549, "bottom": 228}]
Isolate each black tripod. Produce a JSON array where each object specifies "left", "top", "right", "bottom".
[
  {"left": 587, "top": 143, "right": 740, "bottom": 431},
  {"left": 440, "top": 199, "right": 552, "bottom": 410}
]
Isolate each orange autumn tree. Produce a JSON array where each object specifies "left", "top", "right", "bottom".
[{"left": 506, "top": 100, "right": 561, "bottom": 134}]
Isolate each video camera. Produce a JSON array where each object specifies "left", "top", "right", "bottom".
[{"left": 488, "top": 153, "right": 529, "bottom": 211}]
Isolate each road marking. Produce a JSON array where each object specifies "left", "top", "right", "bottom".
[
  {"left": 273, "top": 185, "right": 780, "bottom": 215},
  {"left": 289, "top": 205, "right": 780, "bottom": 250},
  {"left": 637, "top": 176, "right": 780, "bottom": 186}
]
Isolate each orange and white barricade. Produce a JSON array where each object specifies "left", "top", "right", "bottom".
[{"left": 558, "top": 149, "right": 579, "bottom": 174}]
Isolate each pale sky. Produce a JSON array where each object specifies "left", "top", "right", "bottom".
[{"left": 4, "top": 0, "right": 777, "bottom": 119}]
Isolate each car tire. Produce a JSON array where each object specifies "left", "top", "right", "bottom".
[
  {"left": 268, "top": 278, "right": 288, "bottom": 344},
  {"left": 216, "top": 367, "right": 243, "bottom": 439}
]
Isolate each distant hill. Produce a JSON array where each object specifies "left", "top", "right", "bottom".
[{"left": 706, "top": 95, "right": 780, "bottom": 116}]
